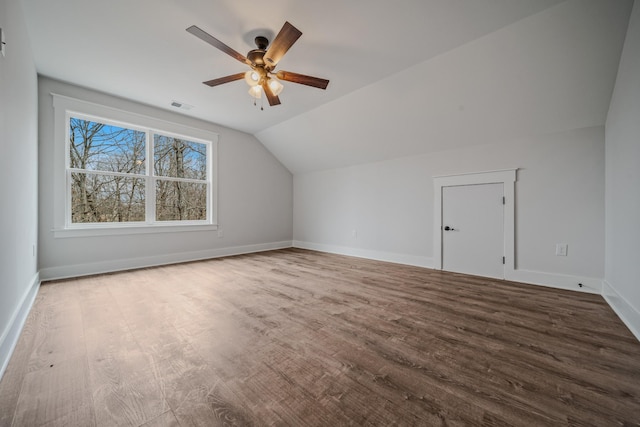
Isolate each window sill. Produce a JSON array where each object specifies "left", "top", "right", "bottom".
[{"left": 53, "top": 223, "right": 218, "bottom": 239}]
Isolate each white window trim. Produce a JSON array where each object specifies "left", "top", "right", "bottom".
[{"left": 52, "top": 93, "right": 218, "bottom": 238}]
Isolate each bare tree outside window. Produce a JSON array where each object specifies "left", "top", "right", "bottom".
[
  {"left": 154, "top": 135, "right": 207, "bottom": 221},
  {"left": 69, "top": 118, "right": 146, "bottom": 223},
  {"left": 68, "top": 117, "right": 209, "bottom": 225}
]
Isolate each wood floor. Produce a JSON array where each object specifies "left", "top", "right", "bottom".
[{"left": 1, "top": 249, "right": 639, "bottom": 426}]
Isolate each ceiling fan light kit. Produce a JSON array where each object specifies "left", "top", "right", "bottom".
[
  {"left": 248, "top": 86, "right": 262, "bottom": 99},
  {"left": 187, "top": 21, "right": 329, "bottom": 108},
  {"left": 244, "top": 70, "right": 260, "bottom": 86},
  {"left": 267, "top": 77, "right": 284, "bottom": 96}
]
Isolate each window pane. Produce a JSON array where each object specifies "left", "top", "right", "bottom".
[
  {"left": 71, "top": 172, "right": 145, "bottom": 223},
  {"left": 156, "top": 180, "right": 207, "bottom": 221},
  {"left": 154, "top": 135, "right": 207, "bottom": 179},
  {"left": 70, "top": 117, "right": 146, "bottom": 174}
]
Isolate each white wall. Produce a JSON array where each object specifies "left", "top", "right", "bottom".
[
  {"left": 38, "top": 77, "right": 293, "bottom": 280},
  {"left": 0, "top": 0, "right": 39, "bottom": 378},
  {"left": 604, "top": 0, "right": 640, "bottom": 339},
  {"left": 294, "top": 126, "right": 605, "bottom": 292}
]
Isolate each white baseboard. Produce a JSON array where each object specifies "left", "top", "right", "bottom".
[
  {"left": 506, "top": 269, "right": 602, "bottom": 294},
  {"left": 0, "top": 273, "right": 40, "bottom": 381},
  {"left": 293, "top": 240, "right": 434, "bottom": 268},
  {"left": 602, "top": 280, "right": 640, "bottom": 341},
  {"left": 39, "top": 241, "right": 293, "bottom": 281}
]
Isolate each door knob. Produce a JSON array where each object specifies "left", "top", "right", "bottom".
[{"left": 444, "top": 226, "right": 455, "bottom": 231}]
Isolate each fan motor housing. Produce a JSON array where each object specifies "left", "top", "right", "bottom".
[
  {"left": 247, "top": 49, "right": 266, "bottom": 66},
  {"left": 248, "top": 36, "right": 269, "bottom": 66}
]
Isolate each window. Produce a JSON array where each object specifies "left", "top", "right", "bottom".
[
  {"left": 53, "top": 94, "right": 218, "bottom": 236},
  {"left": 68, "top": 116, "right": 209, "bottom": 225}
]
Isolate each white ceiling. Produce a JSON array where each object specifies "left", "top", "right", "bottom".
[{"left": 20, "top": 0, "right": 633, "bottom": 173}]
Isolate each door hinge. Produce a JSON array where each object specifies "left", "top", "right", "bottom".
[
  {"left": 502, "top": 256, "right": 505, "bottom": 264},
  {"left": 502, "top": 196, "right": 505, "bottom": 205}
]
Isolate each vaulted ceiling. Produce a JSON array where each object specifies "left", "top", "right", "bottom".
[{"left": 20, "top": 0, "right": 633, "bottom": 173}]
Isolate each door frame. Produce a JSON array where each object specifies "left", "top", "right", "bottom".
[{"left": 433, "top": 169, "right": 517, "bottom": 278}]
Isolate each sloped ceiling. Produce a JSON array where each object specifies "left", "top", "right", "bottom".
[{"left": 20, "top": 0, "right": 632, "bottom": 173}]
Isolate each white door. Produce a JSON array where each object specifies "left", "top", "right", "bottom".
[{"left": 442, "top": 183, "right": 504, "bottom": 279}]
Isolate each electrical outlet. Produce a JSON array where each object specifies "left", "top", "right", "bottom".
[
  {"left": 351, "top": 230, "right": 357, "bottom": 239},
  {"left": 217, "top": 230, "right": 224, "bottom": 238},
  {"left": 555, "top": 244, "right": 568, "bottom": 256}
]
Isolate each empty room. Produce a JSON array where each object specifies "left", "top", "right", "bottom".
[{"left": 1, "top": 0, "right": 639, "bottom": 425}]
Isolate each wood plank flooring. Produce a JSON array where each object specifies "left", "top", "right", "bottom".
[{"left": 1, "top": 248, "right": 639, "bottom": 426}]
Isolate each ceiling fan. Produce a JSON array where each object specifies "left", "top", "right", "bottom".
[{"left": 186, "top": 22, "right": 329, "bottom": 107}]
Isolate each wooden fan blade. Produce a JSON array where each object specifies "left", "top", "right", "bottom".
[
  {"left": 264, "top": 22, "right": 302, "bottom": 69},
  {"left": 262, "top": 81, "right": 281, "bottom": 106},
  {"left": 203, "top": 72, "right": 245, "bottom": 87},
  {"left": 276, "top": 71, "right": 329, "bottom": 90},
  {"left": 187, "top": 25, "right": 250, "bottom": 65}
]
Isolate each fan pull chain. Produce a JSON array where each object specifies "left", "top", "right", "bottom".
[{"left": 251, "top": 92, "right": 264, "bottom": 111}]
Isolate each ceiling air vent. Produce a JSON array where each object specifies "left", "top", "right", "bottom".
[{"left": 170, "top": 100, "right": 193, "bottom": 111}]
